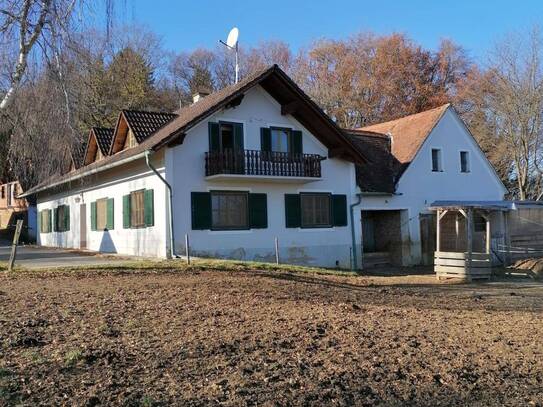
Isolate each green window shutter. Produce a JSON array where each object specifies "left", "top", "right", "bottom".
[
  {"left": 285, "top": 194, "right": 301, "bottom": 228},
  {"left": 332, "top": 194, "right": 348, "bottom": 227},
  {"left": 233, "top": 122, "right": 244, "bottom": 151},
  {"left": 53, "top": 208, "right": 58, "bottom": 232},
  {"left": 191, "top": 192, "right": 211, "bottom": 230},
  {"left": 260, "top": 127, "right": 271, "bottom": 152},
  {"left": 37, "top": 210, "right": 42, "bottom": 233},
  {"left": 208, "top": 122, "right": 220, "bottom": 152},
  {"left": 65, "top": 205, "right": 70, "bottom": 231},
  {"left": 90, "top": 201, "right": 97, "bottom": 231},
  {"left": 106, "top": 198, "right": 114, "bottom": 230},
  {"left": 144, "top": 189, "right": 154, "bottom": 227},
  {"left": 47, "top": 209, "right": 52, "bottom": 234},
  {"left": 123, "top": 194, "right": 131, "bottom": 229},
  {"left": 249, "top": 193, "right": 267, "bottom": 229},
  {"left": 291, "top": 130, "right": 303, "bottom": 154}
]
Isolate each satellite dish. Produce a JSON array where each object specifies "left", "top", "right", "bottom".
[{"left": 226, "top": 27, "right": 239, "bottom": 49}]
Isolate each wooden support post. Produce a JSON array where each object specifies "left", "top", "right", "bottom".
[
  {"left": 486, "top": 214, "right": 491, "bottom": 254},
  {"left": 8, "top": 220, "right": 23, "bottom": 272},
  {"left": 466, "top": 208, "right": 474, "bottom": 281},
  {"left": 436, "top": 209, "right": 441, "bottom": 253},
  {"left": 504, "top": 212, "right": 511, "bottom": 266},
  {"left": 455, "top": 213, "right": 460, "bottom": 251},
  {"left": 185, "top": 234, "right": 191, "bottom": 265},
  {"left": 274, "top": 237, "right": 279, "bottom": 265}
]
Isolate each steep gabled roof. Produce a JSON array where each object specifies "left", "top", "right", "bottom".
[
  {"left": 358, "top": 104, "right": 450, "bottom": 165},
  {"left": 110, "top": 110, "right": 178, "bottom": 154},
  {"left": 121, "top": 110, "right": 178, "bottom": 143},
  {"left": 93, "top": 127, "right": 114, "bottom": 155},
  {"left": 82, "top": 127, "right": 115, "bottom": 166},
  {"left": 23, "top": 65, "right": 367, "bottom": 197}
]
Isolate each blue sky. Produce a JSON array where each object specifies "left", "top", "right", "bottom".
[{"left": 124, "top": 0, "right": 543, "bottom": 62}]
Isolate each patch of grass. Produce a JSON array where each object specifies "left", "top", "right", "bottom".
[
  {"left": 64, "top": 349, "right": 83, "bottom": 367},
  {"left": 141, "top": 395, "right": 157, "bottom": 407},
  {"left": 22, "top": 351, "right": 44, "bottom": 364},
  {"left": 30, "top": 257, "right": 361, "bottom": 277}
]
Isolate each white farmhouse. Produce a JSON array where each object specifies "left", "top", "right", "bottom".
[
  {"left": 22, "top": 66, "right": 367, "bottom": 268},
  {"left": 347, "top": 104, "right": 507, "bottom": 267}
]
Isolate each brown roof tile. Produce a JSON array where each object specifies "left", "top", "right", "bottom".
[
  {"left": 359, "top": 104, "right": 450, "bottom": 165},
  {"left": 345, "top": 130, "right": 400, "bottom": 194}
]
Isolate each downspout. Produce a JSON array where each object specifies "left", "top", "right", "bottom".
[
  {"left": 350, "top": 193, "right": 363, "bottom": 270},
  {"left": 145, "top": 150, "right": 178, "bottom": 259}
]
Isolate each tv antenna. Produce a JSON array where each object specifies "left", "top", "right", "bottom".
[{"left": 219, "top": 27, "right": 239, "bottom": 84}]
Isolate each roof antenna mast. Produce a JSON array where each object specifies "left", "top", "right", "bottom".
[{"left": 219, "top": 27, "right": 240, "bottom": 84}]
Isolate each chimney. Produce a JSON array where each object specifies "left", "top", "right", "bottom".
[{"left": 192, "top": 88, "right": 211, "bottom": 104}]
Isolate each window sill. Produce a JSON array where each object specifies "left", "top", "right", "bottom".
[
  {"left": 206, "top": 229, "right": 253, "bottom": 235},
  {"left": 297, "top": 227, "right": 336, "bottom": 232}
]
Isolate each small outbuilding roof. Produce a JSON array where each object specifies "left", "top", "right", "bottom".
[{"left": 429, "top": 200, "right": 543, "bottom": 211}]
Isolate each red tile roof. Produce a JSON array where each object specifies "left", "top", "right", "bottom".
[{"left": 358, "top": 104, "right": 450, "bottom": 165}]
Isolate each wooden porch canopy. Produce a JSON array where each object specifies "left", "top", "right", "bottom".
[{"left": 428, "top": 201, "right": 511, "bottom": 281}]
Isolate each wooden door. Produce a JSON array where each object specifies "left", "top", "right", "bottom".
[{"left": 420, "top": 213, "right": 436, "bottom": 265}]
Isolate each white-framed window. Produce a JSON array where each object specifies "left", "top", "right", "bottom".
[
  {"left": 460, "top": 151, "right": 470, "bottom": 173},
  {"left": 431, "top": 148, "right": 443, "bottom": 172}
]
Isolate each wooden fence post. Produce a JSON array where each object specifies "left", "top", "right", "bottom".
[
  {"left": 8, "top": 220, "right": 24, "bottom": 272},
  {"left": 274, "top": 237, "right": 279, "bottom": 264},
  {"left": 185, "top": 234, "right": 191, "bottom": 265}
]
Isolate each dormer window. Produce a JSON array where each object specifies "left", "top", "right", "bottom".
[{"left": 431, "top": 148, "right": 443, "bottom": 172}]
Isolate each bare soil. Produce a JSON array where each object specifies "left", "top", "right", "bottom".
[{"left": 1, "top": 268, "right": 542, "bottom": 406}]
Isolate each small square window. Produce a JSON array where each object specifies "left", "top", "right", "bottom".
[
  {"left": 431, "top": 149, "right": 442, "bottom": 172},
  {"left": 460, "top": 151, "right": 470, "bottom": 173}
]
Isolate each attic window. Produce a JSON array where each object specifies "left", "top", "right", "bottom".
[
  {"left": 460, "top": 151, "right": 470, "bottom": 173},
  {"left": 431, "top": 148, "right": 443, "bottom": 172}
]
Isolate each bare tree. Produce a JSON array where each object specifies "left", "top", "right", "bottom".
[
  {"left": 0, "top": 0, "right": 121, "bottom": 111},
  {"left": 458, "top": 27, "right": 543, "bottom": 200}
]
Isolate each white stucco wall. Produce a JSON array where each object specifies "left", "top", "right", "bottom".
[
  {"left": 36, "top": 153, "right": 168, "bottom": 258},
  {"left": 361, "top": 108, "right": 507, "bottom": 265},
  {"left": 166, "top": 85, "right": 360, "bottom": 268}
]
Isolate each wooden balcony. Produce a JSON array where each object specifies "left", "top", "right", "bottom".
[{"left": 205, "top": 149, "right": 324, "bottom": 182}]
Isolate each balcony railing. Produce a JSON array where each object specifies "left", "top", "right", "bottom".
[{"left": 205, "top": 149, "right": 324, "bottom": 178}]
